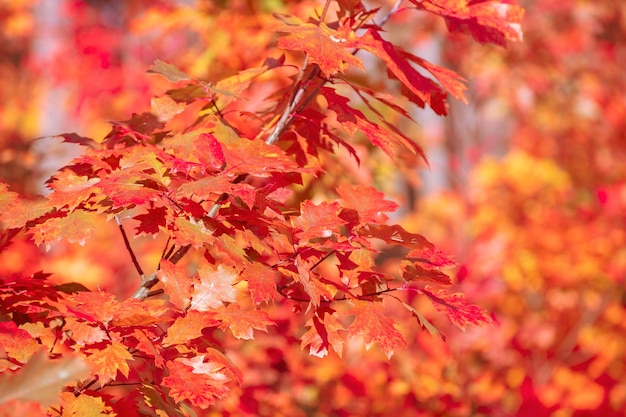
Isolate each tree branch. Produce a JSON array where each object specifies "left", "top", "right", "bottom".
[{"left": 129, "top": 1, "right": 407, "bottom": 301}]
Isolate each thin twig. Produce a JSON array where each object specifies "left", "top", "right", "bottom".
[
  {"left": 377, "top": 0, "right": 404, "bottom": 27},
  {"left": 168, "top": 245, "right": 191, "bottom": 264},
  {"left": 116, "top": 214, "right": 145, "bottom": 279},
  {"left": 265, "top": 55, "right": 311, "bottom": 146}
]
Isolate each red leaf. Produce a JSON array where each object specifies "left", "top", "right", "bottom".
[
  {"left": 294, "top": 252, "right": 334, "bottom": 307},
  {"left": 214, "top": 304, "right": 275, "bottom": 340},
  {"left": 195, "top": 133, "right": 226, "bottom": 170},
  {"left": 240, "top": 263, "right": 279, "bottom": 305},
  {"left": 162, "top": 350, "right": 241, "bottom": 409},
  {"left": 322, "top": 86, "right": 426, "bottom": 159},
  {"left": 355, "top": 29, "right": 449, "bottom": 115},
  {"left": 347, "top": 301, "right": 406, "bottom": 359},
  {"left": 0, "top": 322, "right": 41, "bottom": 365},
  {"left": 402, "top": 261, "right": 452, "bottom": 285},
  {"left": 294, "top": 200, "right": 347, "bottom": 241},
  {"left": 62, "top": 291, "right": 118, "bottom": 324},
  {"left": 336, "top": 183, "right": 398, "bottom": 224},
  {"left": 301, "top": 310, "right": 346, "bottom": 358},
  {"left": 421, "top": 287, "right": 493, "bottom": 330},
  {"left": 98, "top": 170, "right": 162, "bottom": 208},
  {"left": 134, "top": 205, "right": 167, "bottom": 236},
  {"left": 407, "top": 247, "right": 458, "bottom": 268},
  {"left": 402, "top": 52, "right": 468, "bottom": 102},
  {"left": 357, "top": 223, "right": 433, "bottom": 249},
  {"left": 274, "top": 18, "right": 363, "bottom": 77},
  {"left": 410, "top": 0, "right": 524, "bottom": 47},
  {"left": 157, "top": 260, "right": 193, "bottom": 310}
]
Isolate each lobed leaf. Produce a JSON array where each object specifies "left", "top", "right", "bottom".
[{"left": 347, "top": 301, "right": 406, "bottom": 359}]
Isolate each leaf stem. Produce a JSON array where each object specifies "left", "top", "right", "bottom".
[{"left": 320, "top": 0, "right": 332, "bottom": 22}]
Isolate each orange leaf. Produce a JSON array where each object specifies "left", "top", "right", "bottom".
[
  {"left": 357, "top": 223, "right": 433, "bottom": 249},
  {"left": 402, "top": 262, "right": 452, "bottom": 285},
  {"left": 274, "top": 19, "right": 363, "bottom": 77},
  {"left": 162, "top": 310, "right": 220, "bottom": 347},
  {"left": 157, "top": 260, "right": 193, "bottom": 310},
  {"left": 30, "top": 209, "right": 99, "bottom": 247},
  {"left": 85, "top": 341, "right": 133, "bottom": 385},
  {"left": 301, "top": 310, "right": 346, "bottom": 358},
  {"left": 63, "top": 317, "right": 108, "bottom": 346},
  {"left": 59, "top": 392, "right": 112, "bottom": 416},
  {"left": 214, "top": 304, "right": 275, "bottom": 340},
  {"left": 294, "top": 200, "right": 347, "bottom": 241},
  {"left": 240, "top": 263, "right": 279, "bottom": 305},
  {"left": 111, "top": 298, "right": 170, "bottom": 326},
  {"left": 410, "top": 0, "right": 524, "bottom": 46},
  {"left": 132, "top": 329, "right": 165, "bottom": 368},
  {"left": 336, "top": 183, "right": 398, "bottom": 224},
  {"left": 348, "top": 301, "right": 406, "bottom": 359},
  {"left": 162, "top": 350, "right": 241, "bottom": 409},
  {"left": 0, "top": 322, "right": 41, "bottom": 366}
]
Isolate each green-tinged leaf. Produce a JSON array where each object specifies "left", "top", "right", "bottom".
[
  {"left": 148, "top": 60, "right": 193, "bottom": 83},
  {"left": 400, "top": 301, "right": 446, "bottom": 341}
]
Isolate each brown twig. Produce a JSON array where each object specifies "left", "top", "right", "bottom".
[{"left": 116, "top": 214, "right": 145, "bottom": 279}]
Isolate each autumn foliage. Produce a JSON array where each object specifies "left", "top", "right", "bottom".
[{"left": 4, "top": 0, "right": 624, "bottom": 416}]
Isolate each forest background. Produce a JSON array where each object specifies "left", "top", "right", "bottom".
[{"left": 0, "top": 0, "right": 625, "bottom": 416}]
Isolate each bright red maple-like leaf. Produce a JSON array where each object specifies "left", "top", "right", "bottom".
[
  {"left": 420, "top": 287, "right": 493, "bottom": 330},
  {"left": 239, "top": 263, "right": 279, "bottom": 305},
  {"left": 410, "top": 0, "right": 524, "bottom": 47},
  {"left": 162, "top": 350, "right": 242, "bottom": 409},
  {"left": 301, "top": 307, "right": 346, "bottom": 358},
  {"left": 348, "top": 301, "right": 407, "bottom": 359}
]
